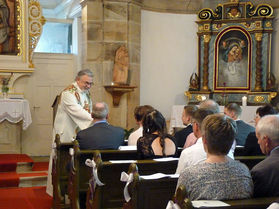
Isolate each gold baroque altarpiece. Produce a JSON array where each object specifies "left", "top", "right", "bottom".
[
  {"left": 185, "top": 0, "right": 277, "bottom": 105},
  {"left": 0, "top": 0, "right": 45, "bottom": 96}
]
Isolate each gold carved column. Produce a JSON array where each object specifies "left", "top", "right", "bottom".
[
  {"left": 255, "top": 33, "right": 263, "bottom": 91},
  {"left": 202, "top": 34, "right": 211, "bottom": 91}
]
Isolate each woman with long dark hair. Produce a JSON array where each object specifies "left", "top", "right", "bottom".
[{"left": 137, "top": 109, "right": 177, "bottom": 159}]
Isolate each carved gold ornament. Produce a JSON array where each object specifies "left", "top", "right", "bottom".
[
  {"left": 268, "top": 92, "right": 277, "bottom": 102},
  {"left": 28, "top": 0, "right": 45, "bottom": 68},
  {"left": 203, "top": 35, "right": 211, "bottom": 43},
  {"left": 255, "top": 33, "right": 263, "bottom": 41},
  {"left": 195, "top": 95, "right": 206, "bottom": 102},
  {"left": 265, "top": 21, "right": 272, "bottom": 28},
  {"left": 185, "top": 91, "right": 192, "bottom": 99},
  {"left": 254, "top": 96, "right": 265, "bottom": 103}
]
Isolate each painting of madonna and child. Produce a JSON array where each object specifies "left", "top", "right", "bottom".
[{"left": 216, "top": 29, "right": 250, "bottom": 90}]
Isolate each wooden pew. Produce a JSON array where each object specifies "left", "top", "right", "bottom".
[
  {"left": 68, "top": 146, "right": 179, "bottom": 209},
  {"left": 122, "top": 164, "right": 179, "bottom": 209},
  {"left": 173, "top": 185, "right": 278, "bottom": 209},
  {"left": 235, "top": 155, "right": 265, "bottom": 170},
  {"left": 52, "top": 134, "right": 73, "bottom": 209}
]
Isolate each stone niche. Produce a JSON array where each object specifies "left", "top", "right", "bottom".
[{"left": 185, "top": 0, "right": 277, "bottom": 105}]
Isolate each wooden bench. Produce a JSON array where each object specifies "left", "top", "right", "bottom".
[
  {"left": 173, "top": 185, "right": 278, "bottom": 209},
  {"left": 68, "top": 147, "right": 179, "bottom": 209},
  {"left": 235, "top": 155, "right": 265, "bottom": 170},
  {"left": 122, "top": 163, "right": 179, "bottom": 209},
  {"left": 52, "top": 134, "right": 73, "bottom": 209}
]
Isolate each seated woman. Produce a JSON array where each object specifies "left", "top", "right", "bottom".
[
  {"left": 137, "top": 109, "right": 177, "bottom": 159},
  {"left": 243, "top": 104, "right": 277, "bottom": 156},
  {"left": 177, "top": 114, "right": 253, "bottom": 200}
]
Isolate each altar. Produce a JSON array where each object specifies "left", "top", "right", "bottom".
[
  {"left": 169, "top": 105, "right": 259, "bottom": 134},
  {"left": 0, "top": 99, "right": 32, "bottom": 153}
]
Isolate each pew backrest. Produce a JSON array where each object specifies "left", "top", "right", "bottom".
[
  {"left": 235, "top": 155, "right": 265, "bottom": 170},
  {"left": 173, "top": 185, "right": 278, "bottom": 209},
  {"left": 69, "top": 148, "right": 179, "bottom": 209}
]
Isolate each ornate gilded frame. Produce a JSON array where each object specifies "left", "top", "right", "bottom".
[
  {"left": 185, "top": 0, "right": 277, "bottom": 105},
  {"left": 214, "top": 26, "right": 252, "bottom": 91},
  {"left": 0, "top": 0, "right": 45, "bottom": 73}
]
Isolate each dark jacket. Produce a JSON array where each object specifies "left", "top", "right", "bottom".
[
  {"left": 243, "top": 132, "right": 264, "bottom": 156},
  {"left": 174, "top": 125, "right": 192, "bottom": 147},
  {"left": 235, "top": 120, "right": 255, "bottom": 146},
  {"left": 251, "top": 147, "right": 279, "bottom": 197},
  {"left": 76, "top": 122, "right": 124, "bottom": 150}
]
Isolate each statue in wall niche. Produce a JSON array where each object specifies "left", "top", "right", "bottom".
[
  {"left": 112, "top": 45, "right": 129, "bottom": 85},
  {"left": 189, "top": 73, "right": 199, "bottom": 91}
]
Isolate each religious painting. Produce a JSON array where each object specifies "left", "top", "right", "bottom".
[
  {"left": 0, "top": 0, "right": 18, "bottom": 55},
  {"left": 214, "top": 27, "right": 251, "bottom": 91}
]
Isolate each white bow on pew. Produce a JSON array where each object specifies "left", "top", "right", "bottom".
[
  {"left": 120, "top": 171, "right": 134, "bottom": 202},
  {"left": 85, "top": 159, "right": 105, "bottom": 188},
  {"left": 166, "top": 200, "right": 181, "bottom": 209}
]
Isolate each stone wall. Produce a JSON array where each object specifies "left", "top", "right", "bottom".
[{"left": 81, "top": 0, "right": 141, "bottom": 129}]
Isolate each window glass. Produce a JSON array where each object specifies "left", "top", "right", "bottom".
[{"left": 35, "top": 22, "right": 72, "bottom": 53}]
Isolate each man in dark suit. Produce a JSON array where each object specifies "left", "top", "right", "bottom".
[
  {"left": 76, "top": 102, "right": 124, "bottom": 150},
  {"left": 251, "top": 115, "right": 279, "bottom": 197},
  {"left": 224, "top": 103, "right": 255, "bottom": 146},
  {"left": 174, "top": 105, "right": 198, "bottom": 147}
]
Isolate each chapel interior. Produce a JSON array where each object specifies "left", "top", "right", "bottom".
[{"left": 0, "top": 0, "right": 278, "bottom": 157}]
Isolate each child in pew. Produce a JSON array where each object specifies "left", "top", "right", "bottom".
[
  {"left": 137, "top": 109, "right": 178, "bottom": 159},
  {"left": 177, "top": 114, "right": 253, "bottom": 200}
]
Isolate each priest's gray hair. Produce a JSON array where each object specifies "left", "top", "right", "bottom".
[
  {"left": 92, "top": 102, "right": 109, "bottom": 119},
  {"left": 76, "top": 69, "right": 93, "bottom": 80}
]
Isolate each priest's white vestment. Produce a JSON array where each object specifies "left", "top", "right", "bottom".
[{"left": 46, "top": 82, "right": 93, "bottom": 196}]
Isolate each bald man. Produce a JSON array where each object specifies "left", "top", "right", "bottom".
[{"left": 76, "top": 102, "right": 125, "bottom": 150}]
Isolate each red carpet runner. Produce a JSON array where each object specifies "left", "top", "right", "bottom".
[
  {"left": 0, "top": 186, "right": 52, "bottom": 209},
  {"left": 0, "top": 172, "right": 48, "bottom": 187},
  {"left": 0, "top": 154, "right": 33, "bottom": 172}
]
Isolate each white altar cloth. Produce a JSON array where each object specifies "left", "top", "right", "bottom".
[
  {"left": 169, "top": 105, "right": 259, "bottom": 134},
  {"left": 0, "top": 99, "right": 32, "bottom": 130}
]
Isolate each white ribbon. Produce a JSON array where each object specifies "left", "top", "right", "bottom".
[
  {"left": 85, "top": 159, "right": 104, "bottom": 187},
  {"left": 69, "top": 148, "right": 75, "bottom": 169},
  {"left": 120, "top": 171, "right": 134, "bottom": 202},
  {"left": 69, "top": 148, "right": 74, "bottom": 156},
  {"left": 166, "top": 200, "right": 181, "bottom": 209}
]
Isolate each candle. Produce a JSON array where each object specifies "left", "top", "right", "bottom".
[{"left": 242, "top": 96, "right": 247, "bottom": 106}]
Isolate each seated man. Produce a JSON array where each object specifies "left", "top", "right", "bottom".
[
  {"left": 182, "top": 99, "right": 220, "bottom": 149},
  {"left": 177, "top": 114, "right": 253, "bottom": 200},
  {"left": 174, "top": 105, "right": 198, "bottom": 147},
  {"left": 128, "top": 105, "right": 154, "bottom": 145},
  {"left": 199, "top": 99, "right": 220, "bottom": 113},
  {"left": 76, "top": 102, "right": 124, "bottom": 150},
  {"left": 243, "top": 104, "right": 277, "bottom": 156},
  {"left": 251, "top": 115, "right": 279, "bottom": 197},
  {"left": 224, "top": 103, "right": 255, "bottom": 146},
  {"left": 176, "top": 108, "right": 235, "bottom": 174}
]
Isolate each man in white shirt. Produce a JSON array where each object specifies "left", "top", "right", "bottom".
[
  {"left": 47, "top": 69, "right": 94, "bottom": 196},
  {"left": 128, "top": 105, "right": 154, "bottom": 145},
  {"left": 176, "top": 108, "right": 235, "bottom": 174}
]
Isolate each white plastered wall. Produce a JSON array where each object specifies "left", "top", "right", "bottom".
[{"left": 140, "top": 11, "right": 198, "bottom": 120}]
